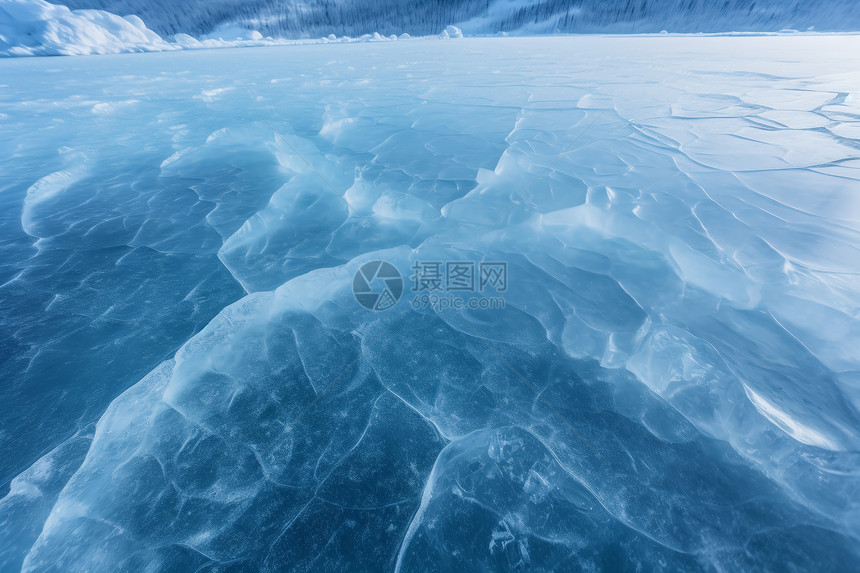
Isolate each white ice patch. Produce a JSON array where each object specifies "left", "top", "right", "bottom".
[
  {"left": 91, "top": 99, "right": 138, "bottom": 114},
  {"left": 195, "top": 87, "right": 234, "bottom": 102},
  {"left": 744, "top": 385, "right": 840, "bottom": 450},
  {"left": 21, "top": 156, "right": 86, "bottom": 236}
]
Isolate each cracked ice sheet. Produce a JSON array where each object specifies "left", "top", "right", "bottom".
[{"left": 1, "top": 35, "right": 860, "bottom": 571}]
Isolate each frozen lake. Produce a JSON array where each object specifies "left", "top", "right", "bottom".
[{"left": 1, "top": 35, "right": 859, "bottom": 571}]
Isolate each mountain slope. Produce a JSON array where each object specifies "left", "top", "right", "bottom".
[{"left": 55, "top": 0, "right": 860, "bottom": 38}]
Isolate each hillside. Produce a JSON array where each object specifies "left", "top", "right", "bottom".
[{"left": 54, "top": 0, "right": 860, "bottom": 38}]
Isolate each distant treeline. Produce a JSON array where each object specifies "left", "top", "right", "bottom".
[{"left": 58, "top": 0, "right": 860, "bottom": 37}]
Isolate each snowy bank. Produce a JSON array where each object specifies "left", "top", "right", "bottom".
[
  {"left": 0, "top": 0, "right": 174, "bottom": 56},
  {"left": 0, "top": 0, "right": 463, "bottom": 57}
]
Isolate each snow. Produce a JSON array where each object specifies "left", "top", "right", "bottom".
[
  {"left": 1, "top": 33, "right": 860, "bottom": 572},
  {"left": 440, "top": 25, "right": 463, "bottom": 39},
  {"left": 0, "top": 0, "right": 465, "bottom": 57},
  {"left": 50, "top": 0, "right": 860, "bottom": 39},
  {"left": 0, "top": 0, "right": 173, "bottom": 56}
]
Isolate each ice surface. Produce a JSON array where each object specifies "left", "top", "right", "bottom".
[{"left": 1, "top": 35, "right": 860, "bottom": 571}]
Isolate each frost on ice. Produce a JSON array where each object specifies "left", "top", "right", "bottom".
[{"left": 1, "top": 35, "right": 859, "bottom": 571}]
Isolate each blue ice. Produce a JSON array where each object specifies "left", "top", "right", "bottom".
[{"left": 1, "top": 35, "right": 859, "bottom": 571}]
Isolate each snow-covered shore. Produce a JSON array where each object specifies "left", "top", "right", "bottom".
[{"left": 0, "top": 0, "right": 465, "bottom": 57}]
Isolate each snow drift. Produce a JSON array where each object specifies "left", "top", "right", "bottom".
[
  {"left": 0, "top": 0, "right": 172, "bottom": 56},
  {"left": 0, "top": 0, "right": 464, "bottom": 57}
]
